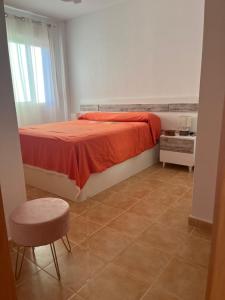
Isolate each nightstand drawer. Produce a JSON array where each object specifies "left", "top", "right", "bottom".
[
  {"left": 160, "top": 150, "right": 194, "bottom": 166},
  {"left": 160, "top": 137, "right": 194, "bottom": 154}
]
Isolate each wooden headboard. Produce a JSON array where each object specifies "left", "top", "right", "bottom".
[{"left": 80, "top": 103, "right": 198, "bottom": 113}]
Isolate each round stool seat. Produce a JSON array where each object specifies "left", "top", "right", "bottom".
[{"left": 10, "top": 198, "right": 70, "bottom": 247}]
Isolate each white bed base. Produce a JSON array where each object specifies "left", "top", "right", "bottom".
[{"left": 24, "top": 145, "right": 159, "bottom": 202}]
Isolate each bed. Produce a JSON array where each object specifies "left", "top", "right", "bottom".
[{"left": 20, "top": 112, "right": 161, "bottom": 201}]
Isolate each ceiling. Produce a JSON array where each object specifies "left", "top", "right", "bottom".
[{"left": 4, "top": 0, "right": 128, "bottom": 20}]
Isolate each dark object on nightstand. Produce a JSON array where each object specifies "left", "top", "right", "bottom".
[
  {"left": 179, "top": 130, "right": 190, "bottom": 136},
  {"left": 189, "top": 132, "right": 196, "bottom": 136},
  {"left": 164, "top": 130, "right": 176, "bottom": 136}
]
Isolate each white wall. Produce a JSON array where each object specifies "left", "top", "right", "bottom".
[
  {"left": 0, "top": 2, "right": 26, "bottom": 233},
  {"left": 192, "top": 0, "right": 225, "bottom": 223},
  {"left": 66, "top": 0, "right": 204, "bottom": 112}
]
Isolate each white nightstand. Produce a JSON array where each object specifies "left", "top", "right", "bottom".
[{"left": 160, "top": 135, "right": 196, "bottom": 172}]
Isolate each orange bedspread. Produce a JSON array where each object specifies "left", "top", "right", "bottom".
[{"left": 19, "top": 112, "right": 161, "bottom": 188}]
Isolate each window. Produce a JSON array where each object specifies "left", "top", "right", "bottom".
[
  {"left": 8, "top": 42, "right": 53, "bottom": 104},
  {"left": 6, "top": 14, "right": 68, "bottom": 126}
]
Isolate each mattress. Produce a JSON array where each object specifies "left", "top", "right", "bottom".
[{"left": 19, "top": 112, "right": 161, "bottom": 188}]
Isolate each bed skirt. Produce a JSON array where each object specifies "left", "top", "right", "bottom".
[{"left": 24, "top": 145, "right": 159, "bottom": 202}]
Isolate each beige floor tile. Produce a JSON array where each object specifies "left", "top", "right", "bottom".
[
  {"left": 154, "top": 166, "right": 178, "bottom": 175},
  {"left": 143, "top": 189, "right": 166, "bottom": 200},
  {"left": 99, "top": 190, "right": 140, "bottom": 210},
  {"left": 170, "top": 173, "right": 194, "bottom": 187},
  {"left": 114, "top": 243, "right": 170, "bottom": 284},
  {"left": 124, "top": 183, "right": 153, "bottom": 199},
  {"left": 16, "top": 270, "right": 73, "bottom": 300},
  {"left": 135, "top": 172, "right": 152, "bottom": 181},
  {"left": 26, "top": 186, "right": 41, "bottom": 201},
  {"left": 165, "top": 185, "right": 189, "bottom": 198},
  {"left": 69, "top": 198, "right": 100, "bottom": 215},
  {"left": 183, "top": 188, "right": 193, "bottom": 199},
  {"left": 177, "top": 236, "right": 211, "bottom": 267},
  {"left": 91, "top": 188, "right": 117, "bottom": 202},
  {"left": 143, "top": 190, "right": 179, "bottom": 207},
  {"left": 191, "top": 226, "right": 212, "bottom": 241},
  {"left": 68, "top": 215, "right": 102, "bottom": 244},
  {"left": 155, "top": 258, "right": 207, "bottom": 300},
  {"left": 148, "top": 169, "right": 178, "bottom": 183},
  {"left": 26, "top": 185, "right": 58, "bottom": 201},
  {"left": 44, "top": 246, "right": 104, "bottom": 292},
  {"left": 126, "top": 174, "right": 146, "bottom": 185},
  {"left": 142, "top": 178, "right": 166, "bottom": 189},
  {"left": 137, "top": 223, "right": 189, "bottom": 255},
  {"left": 109, "top": 180, "right": 131, "bottom": 193},
  {"left": 142, "top": 286, "right": 180, "bottom": 300},
  {"left": 71, "top": 295, "right": 85, "bottom": 300},
  {"left": 9, "top": 241, "right": 18, "bottom": 252},
  {"left": 151, "top": 182, "right": 188, "bottom": 198},
  {"left": 172, "top": 197, "right": 192, "bottom": 214},
  {"left": 148, "top": 186, "right": 170, "bottom": 196},
  {"left": 129, "top": 199, "right": 168, "bottom": 220},
  {"left": 23, "top": 165, "right": 208, "bottom": 300},
  {"left": 156, "top": 207, "right": 193, "bottom": 233},
  {"left": 80, "top": 227, "right": 131, "bottom": 262},
  {"left": 78, "top": 263, "right": 149, "bottom": 300},
  {"left": 24, "top": 239, "right": 76, "bottom": 269},
  {"left": 81, "top": 203, "right": 124, "bottom": 225},
  {"left": 107, "top": 211, "right": 151, "bottom": 238},
  {"left": 11, "top": 250, "right": 40, "bottom": 286},
  {"left": 141, "top": 164, "right": 162, "bottom": 172}
]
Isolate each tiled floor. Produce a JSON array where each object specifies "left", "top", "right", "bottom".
[{"left": 12, "top": 163, "right": 211, "bottom": 300}]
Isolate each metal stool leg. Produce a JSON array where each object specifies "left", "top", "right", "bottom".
[
  {"left": 50, "top": 243, "right": 61, "bottom": 280},
  {"left": 61, "top": 234, "right": 72, "bottom": 253},
  {"left": 15, "top": 246, "right": 26, "bottom": 280},
  {"left": 31, "top": 246, "right": 38, "bottom": 265}
]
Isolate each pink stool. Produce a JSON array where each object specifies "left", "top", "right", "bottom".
[{"left": 9, "top": 198, "right": 71, "bottom": 280}]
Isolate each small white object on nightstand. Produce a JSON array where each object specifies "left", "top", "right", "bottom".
[{"left": 160, "top": 135, "right": 196, "bottom": 172}]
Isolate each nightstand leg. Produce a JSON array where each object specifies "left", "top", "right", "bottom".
[
  {"left": 163, "top": 162, "right": 166, "bottom": 168},
  {"left": 189, "top": 166, "right": 193, "bottom": 173}
]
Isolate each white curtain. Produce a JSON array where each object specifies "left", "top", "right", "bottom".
[{"left": 6, "top": 14, "right": 69, "bottom": 127}]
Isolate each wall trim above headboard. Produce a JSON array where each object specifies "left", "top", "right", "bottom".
[{"left": 80, "top": 103, "right": 199, "bottom": 113}]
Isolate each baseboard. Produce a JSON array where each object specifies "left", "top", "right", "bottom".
[{"left": 188, "top": 215, "right": 213, "bottom": 232}]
